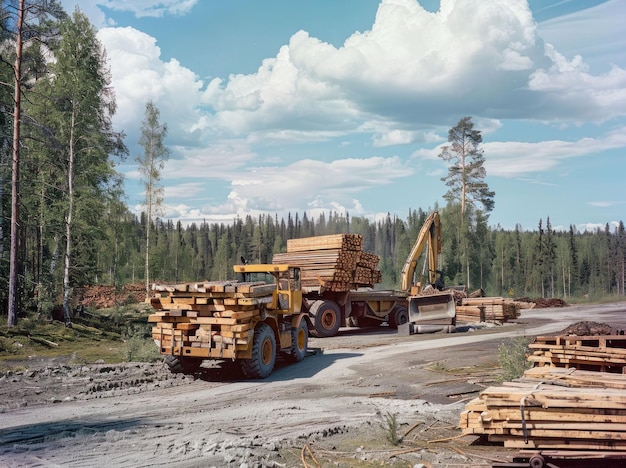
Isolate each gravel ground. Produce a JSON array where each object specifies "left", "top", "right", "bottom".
[{"left": 1, "top": 301, "right": 625, "bottom": 467}]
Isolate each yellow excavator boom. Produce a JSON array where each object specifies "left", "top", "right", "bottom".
[{"left": 400, "top": 211, "right": 442, "bottom": 292}]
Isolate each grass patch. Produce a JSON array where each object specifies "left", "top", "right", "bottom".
[{"left": 497, "top": 336, "right": 533, "bottom": 382}]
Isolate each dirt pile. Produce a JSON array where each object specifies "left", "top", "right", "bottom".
[
  {"left": 558, "top": 320, "right": 623, "bottom": 336},
  {"left": 0, "top": 361, "right": 194, "bottom": 412}
]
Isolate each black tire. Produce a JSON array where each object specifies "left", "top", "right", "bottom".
[
  {"left": 164, "top": 355, "right": 203, "bottom": 374},
  {"left": 388, "top": 305, "right": 409, "bottom": 329},
  {"left": 241, "top": 323, "right": 276, "bottom": 379},
  {"left": 309, "top": 300, "right": 341, "bottom": 338},
  {"left": 290, "top": 320, "right": 308, "bottom": 362}
]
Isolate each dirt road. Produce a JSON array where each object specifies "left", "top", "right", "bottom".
[{"left": 1, "top": 301, "right": 625, "bottom": 467}]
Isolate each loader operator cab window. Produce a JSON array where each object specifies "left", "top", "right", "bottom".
[{"left": 278, "top": 268, "right": 301, "bottom": 311}]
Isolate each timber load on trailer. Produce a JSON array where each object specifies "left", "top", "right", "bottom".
[
  {"left": 148, "top": 264, "right": 309, "bottom": 379},
  {"left": 273, "top": 234, "right": 382, "bottom": 292}
]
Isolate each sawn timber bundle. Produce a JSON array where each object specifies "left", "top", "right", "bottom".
[
  {"left": 455, "top": 297, "right": 534, "bottom": 324},
  {"left": 459, "top": 334, "right": 626, "bottom": 451},
  {"left": 148, "top": 280, "right": 276, "bottom": 359},
  {"left": 273, "top": 234, "right": 382, "bottom": 292}
]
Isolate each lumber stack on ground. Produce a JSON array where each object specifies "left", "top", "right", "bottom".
[
  {"left": 459, "top": 379, "right": 626, "bottom": 450},
  {"left": 273, "top": 234, "right": 382, "bottom": 292},
  {"left": 529, "top": 334, "right": 626, "bottom": 372},
  {"left": 459, "top": 334, "right": 626, "bottom": 451},
  {"left": 456, "top": 297, "right": 531, "bottom": 324}
]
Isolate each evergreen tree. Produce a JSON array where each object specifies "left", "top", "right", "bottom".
[
  {"left": 439, "top": 116, "right": 495, "bottom": 288},
  {"left": 439, "top": 116, "right": 494, "bottom": 215}
]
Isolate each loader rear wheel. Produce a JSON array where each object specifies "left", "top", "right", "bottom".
[
  {"left": 164, "top": 355, "right": 203, "bottom": 374},
  {"left": 290, "top": 320, "right": 308, "bottom": 362},
  {"left": 388, "top": 305, "right": 409, "bottom": 329},
  {"left": 309, "top": 300, "right": 341, "bottom": 338},
  {"left": 241, "top": 323, "right": 276, "bottom": 379}
]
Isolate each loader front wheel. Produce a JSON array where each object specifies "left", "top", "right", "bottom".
[
  {"left": 388, "top": 305, "right": 409, "bottom": 329},
  {"left": 241, "top": 323, "right": 276, "bottom": 379},
  {"left": 290, "top": 319, "right": 308, "bottom": 362},
  {"left": 164, "top": 355, "right": 203, "bottom": 374},
  {"left": 309, "top": 300, "right": 341, "bottom": 338}
]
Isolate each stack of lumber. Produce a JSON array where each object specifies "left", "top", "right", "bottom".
[
  {"left": 459, "top": 378, "right": 626, "bottom": 450},
  {"left": 459, "top": 334, "right": 626, "bottom": 451},
  {"left": 273, "top": 234, "right": 382, "bottom": 292},
  {"left": 148, "top": 280, "right": 275, "bottom": 358},
  {"left": 529, "top": 334, "right": 626, "bottom": 372},
  {"left": 455, "top": 297, "right": 531, "bottom": 324}
]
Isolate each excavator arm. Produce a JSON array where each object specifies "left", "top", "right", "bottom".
[{"left": 400, "top": 211, "right": 442, "bottom": 293}]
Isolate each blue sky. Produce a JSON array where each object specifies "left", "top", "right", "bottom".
[{"left": 60, "top": 0, "right": 625, "bottom": 232}]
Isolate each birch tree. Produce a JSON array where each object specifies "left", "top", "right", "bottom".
[{"left": 136, "top": 101, "right": 169, "bottom": 299}]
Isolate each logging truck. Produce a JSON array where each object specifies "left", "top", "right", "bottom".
[
  {"left": 148, "top": 264, "right": 308, "bottom": 378},
  {"left": 273, "top": 211, "right": 457, "bottom": 338}
]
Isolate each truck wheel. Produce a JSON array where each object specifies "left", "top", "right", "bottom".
[
  {"left": 290, "top": 320, "right": 308, "bottom": 362},
  {"left": 241, "top": 323, "right": 276, "bottom": 379},
  {"left": 388, "top": 305, "right": 409, "bottom": 329},
  {"left": 309, "top": 300, "right": 341, "bottom": 338},
  {"left": 164, "top": 355, "right": 203, "bottom": 374}
]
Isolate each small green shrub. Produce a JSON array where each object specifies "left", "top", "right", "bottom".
[
  {"left": 123, "top": 324, "right": 160, "bottom": 362},
  {"left": 497, "top": 336, "right": 533, "bottom": 382},
  {"left": 381, "top": 411, "right": 402, "bottom": 446}
]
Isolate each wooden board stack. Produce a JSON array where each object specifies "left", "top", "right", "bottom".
[
  {"left": 455, "top": 297, "right": 532, "bottom": 324},
  {"left": 459, "top": 334, "right": 626, "bottom": 451},
  {"left": 459, "top": 379, "right": 626, "bottom": 450},
  {"left": 529, "top": 334, "right": 626, "bottom": 372},
  {"left": 273, "top": 234, "right": 382, "bottom": 292},
  {"left": 148, "top": 280, "right": 276, "bottom": 358}
]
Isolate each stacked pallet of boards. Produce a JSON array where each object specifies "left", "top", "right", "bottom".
[
  {"left": 459, "top": 334, "right": 626, "bottom": 451},
  {"left": 455, "top": 297, "right": 532, "bottom": 324},
  {"left": 273, "top": 234, "right": 382, "bottom": 292},
  {"left": 148, "top": 280, "right": 276, "bottom": 358}
]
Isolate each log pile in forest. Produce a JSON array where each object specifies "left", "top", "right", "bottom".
[
  {"left": 459, "top": 331, "right": 626, "bottom": 451},
  {"left": 272, "top": 234, "right": 382, "bottom": 292},
  {"left": 74, "top": 284, "right": 146, "bottom": 309}
]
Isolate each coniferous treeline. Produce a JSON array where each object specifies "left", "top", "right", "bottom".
[{"left": 79, "top": 205, "right": 626, "bottom": 302}]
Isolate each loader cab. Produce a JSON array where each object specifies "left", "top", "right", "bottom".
[
  {"left": 233, "top": 264, "right": 302, "bottom": 314},
  {"left": 276, "top": 266, "right": 302, "bottom": 314}
]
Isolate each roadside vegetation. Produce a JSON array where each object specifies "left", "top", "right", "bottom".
[
  {"left": 497, "top": 336, "right": 533, "bottom": 382},
  {"left": 0, "top": 304, "right": 159, "bottom": 372}
]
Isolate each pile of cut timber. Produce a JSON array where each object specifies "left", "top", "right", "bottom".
[
  {"left": 529, "top": 334, "right": 626, "bottom": 372},
  {"left": 459, "top": 334, "right": 626, "bottom": 451},
  {"left": 459, "top": 378, "right": 626, "bottom": 450},
  {"left": 148, "top": 280, "right": 275, "bottom": 359},
  {"left": 455, "top": 297, "right": 532, "bottom": 324},
  {"left": 273, "top": 234, "right": 382, "bottom": 292}
]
